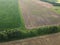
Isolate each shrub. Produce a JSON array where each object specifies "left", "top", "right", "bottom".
[{"left": 0, "top": 25, "right": 60, "bottom": 42}]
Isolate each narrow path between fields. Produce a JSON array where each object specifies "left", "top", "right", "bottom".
[{"left": 19, "top": 0, "right": 60, "bottom": 29}]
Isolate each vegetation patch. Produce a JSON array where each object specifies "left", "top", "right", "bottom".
[
  {"left": 0, "top": 25, "right": 60, "bottom": 42},
  {"left": 52, "top": 6, "right": 60, "bottom": 14},
  {"left": 40, "top": 0, "right": 60, "bottom": 14},
  {"left": 0, "top": 0, "right": 24, "bottom": 29}
]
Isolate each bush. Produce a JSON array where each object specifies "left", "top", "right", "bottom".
[{"left": 0, "top": 25, "right": 60, "bottom": 42}]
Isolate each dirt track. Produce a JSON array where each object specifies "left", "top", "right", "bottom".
[
  {"left": 19, "top": 0, "right": 60, "bottom": 29},
  {"left": 0, "top": 33, "right": 60, "bottom": 45}
]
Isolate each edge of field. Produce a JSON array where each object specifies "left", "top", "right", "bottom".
[
  {"left": 0, "top": 32, "right": 60, "bottom": 45},
  {"left": 18, "top": 0, "right": 25, "bottom": 29}
]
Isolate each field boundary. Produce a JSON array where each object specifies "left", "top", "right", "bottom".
[
  {"left": 18, "top": 0, "right": 25, "bottom": 29},
  {"left": 0, "top": 32, "right": 60, "bottom": 45}
]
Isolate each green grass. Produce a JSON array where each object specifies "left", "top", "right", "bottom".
[
  {"left": 53, "top": 6, "right": 60, "bottom": 14},
  {"left": 57, "top": 0, "right": 60, "bottom": 2},
  {"left": 0, "top": 0, "right": 25, "bottom": 29}
]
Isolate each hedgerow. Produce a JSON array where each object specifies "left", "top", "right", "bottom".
[{"left": 0, "top": 25, "right": 60, "bottom": 42}]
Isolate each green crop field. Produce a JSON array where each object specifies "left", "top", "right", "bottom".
[
  {"left": 53, "top": 6, "right": 60, "bottom": 14},
  {"left": 0, "top": 0, "right": 24, "bottom": 29},
  {"left": 57, "top": 0, "right": 60, "bottom": 2}
]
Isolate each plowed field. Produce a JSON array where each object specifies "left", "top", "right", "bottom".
[{"left": 19, "top": 0, "right": 60, "bottom": 29}]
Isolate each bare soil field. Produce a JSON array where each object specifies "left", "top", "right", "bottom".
[
  {"left": 19, "top": 0, "right": 60, "bottom": 29},
  {"left": 0, "top": 33, "right": 60, "bottom": 45}
]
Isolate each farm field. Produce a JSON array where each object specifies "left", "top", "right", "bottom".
[
  {"left": 0, "top": 0, "right": 60, "bottom": 43},
  {"left": 0, "top": 0, "right": 24, "bottom": 29},
  {"left": 41, "top": 0, "right": 60, "bottom": 14},
  {"left": 0, "top": 0, "right": 60, "bottom": 29},
  {"left": 20, "top": 0, "right": 60, "bottom": 29},
  {"left": 52, "top": 6, "right": 60, "bottom": 14}
]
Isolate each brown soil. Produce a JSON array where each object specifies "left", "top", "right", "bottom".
[
  {"left": 19, "top": 0, "right": 60, "bottom": 29},
  {"left": 0, "top": 33, "right": 60, "bottom": 45}
]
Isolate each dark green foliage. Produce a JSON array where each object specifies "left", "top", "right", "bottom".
[
  {"left": 48, "top": 26, "right": 58, "bottom": 33},
  {"left": 0, "top": 25, "right": 60, "bottom": 42},
  {"left": 40, "top": 0, "right": 60, "bottom": 6}
]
